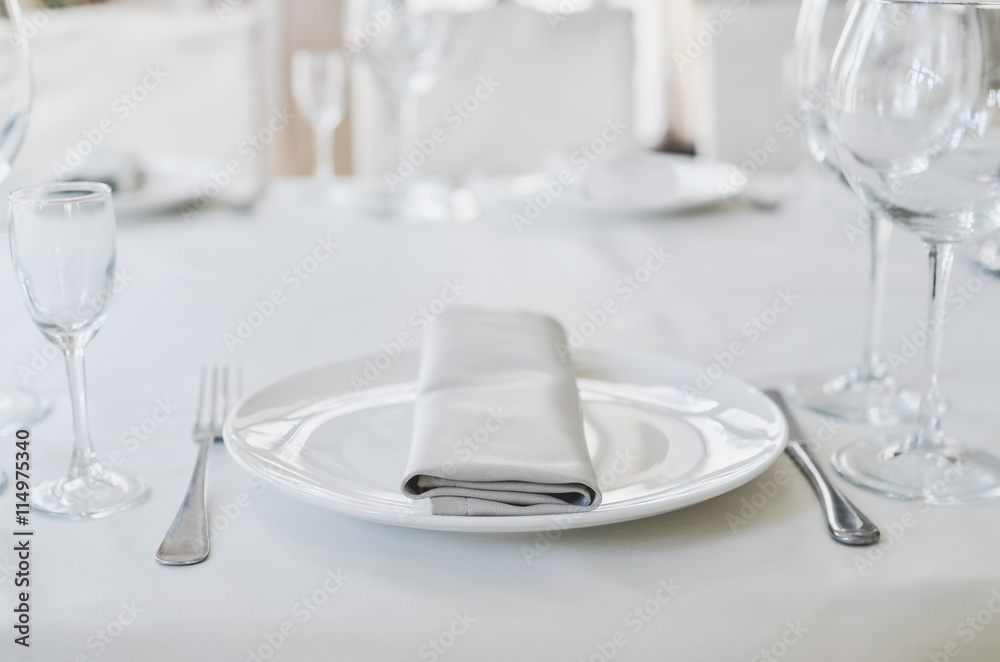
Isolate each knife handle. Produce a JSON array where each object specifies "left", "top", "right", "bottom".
[
  {"left": 785, "top": 440, "right": 880, "bottom": 545},
  {"left": 765, "top": 390, "right": 880, "bottom": 546}
]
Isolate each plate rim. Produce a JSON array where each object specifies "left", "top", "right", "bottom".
[{"left": 223, "top": 347, "right": 788, "bottom": 533}]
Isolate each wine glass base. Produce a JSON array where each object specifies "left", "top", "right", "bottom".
[
  {"left": 788, "top": 369, "right": 919, "bottom": 426},
  {"left": 31, "top": 462, "right": 149, "bottom": 519},
  {"left": 0, "top": 388, "right": 51, "bottom": 434},
  {"left": 833, "top": 437, "right": 1000, "bottom": 504}
]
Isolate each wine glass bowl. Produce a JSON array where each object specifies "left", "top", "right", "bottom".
[
  {"left": 291, "top": 50, "right": 347, "bottom": 185},
  {"left": 8, "top": 182, "right": 149, "bottom": 518},
  {"left": 360, "top": 10, "right": 451, "bottom": 100},
  {"left": 827, "top": 0, "right": 1000, "bottom": 503},
  {"left": 788, "top": 0, "right": 919, "bottom": 425},
  {"left": 342, "top": 0, "right": 454, "bottom": 221},
  {"left": 0, "top": 0, "right": 51, "bottom": 435}
]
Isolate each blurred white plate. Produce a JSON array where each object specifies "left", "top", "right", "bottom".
[
  {"left": 224, "top": 349, "right": 787, "bottom": 533},
  {"left": 565, "top": 152, "right": 745, "bottom": 214}
]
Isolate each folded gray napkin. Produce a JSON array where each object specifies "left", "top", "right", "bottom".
[{"left": 401, "top": 307, "right": 602, "bottom": 516}]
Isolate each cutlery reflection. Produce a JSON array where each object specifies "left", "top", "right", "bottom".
[
  {"left": 155, "top": 366, "right": 239, "bottom": 566},
  {"left": 766, "top": 390, "right": 880, "bottom": 546}
]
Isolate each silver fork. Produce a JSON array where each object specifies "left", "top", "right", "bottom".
[{"left": 155, "top": 366, "right": 239, "bottom": 566}]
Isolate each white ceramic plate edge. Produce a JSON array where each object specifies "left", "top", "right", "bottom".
[{"left": 223, "top": 349, "right": 788, "bottom": 533}]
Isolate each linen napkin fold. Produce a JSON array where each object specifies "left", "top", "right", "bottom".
[{"left": 401, "top": 307, "right": 602, "bottom": 516}]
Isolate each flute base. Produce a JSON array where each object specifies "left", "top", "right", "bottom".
[
  {"left": 31, "top": 461, "right": 149, "bottom": 518},
  {"left": 0, "top": 388, "right": 51, "bottom": 434},
  {"left": 789, "top": 369, "right": 919, "bottom": 426},
  {"left": 833, "top": 437, "right": 1000, "bottom": 504}
]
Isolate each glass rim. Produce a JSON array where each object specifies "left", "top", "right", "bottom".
[{"left": 9, "top": 181, "right": 112, "bottom": 205}]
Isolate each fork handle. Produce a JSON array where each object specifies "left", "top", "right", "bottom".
[{"left": 155, "top": 434, "right": 212, "bottom": 565}]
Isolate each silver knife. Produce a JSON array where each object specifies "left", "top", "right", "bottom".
[{"left": 765, "top": 390, "right": 880, "bottom": 546}]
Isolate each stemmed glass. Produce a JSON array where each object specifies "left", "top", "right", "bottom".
[
  {"left": 342, "top": 0, "right": 452, "bottom": 220},
  {"left": 8, "top": 182, "right": 149, "bottom": 517},
  {"left": 0, "top": 0, "right": 49, "bottom": 444},
  {"left": 788, "top": 0, "right": 918, "bottom": 425},
  {"left": 291, "top": 50, "right": 347, "bottom": 188},
  {"left": 827, "top": 0, "right": 1000, "bottom": 502}
]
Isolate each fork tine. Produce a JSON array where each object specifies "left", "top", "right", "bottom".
[
  {"left": 218, "top": 365, "right": 230, "bottom": 431},
  {"left": 193, "top": 366, "right": 208, "bottom": 434},
  {"left": 209, "top": 365, "right": 220, "bottom": 433}
]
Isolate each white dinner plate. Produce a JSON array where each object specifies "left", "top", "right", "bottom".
[
  {"left": 468, "top": 151, "right": 745, "bottom": 217},
  {"left": 224, "top": 349, "right": 787, "bottom": 533}
]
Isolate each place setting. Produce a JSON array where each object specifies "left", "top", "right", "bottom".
[{"left": 3, "top": 0, "right": 1000, "bottom": 658}]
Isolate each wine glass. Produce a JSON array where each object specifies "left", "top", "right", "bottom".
[
  {"left": 342, "top": 0, "right": 453, "bottom": 220},
  {"left": 8, "top": 182, "right": 149, "bottom": 517},
  {"left": 787, "top": 0, "right": 918, "bottom": 425},
  {"left": 0, "top": 0, "right": 50, "bottom": 440},
  {"left": 291, "top": 50, "right": 347, "bottom": 187},
  {"left": 827, "top": 0, "right": 1000, "bottom": 503}
]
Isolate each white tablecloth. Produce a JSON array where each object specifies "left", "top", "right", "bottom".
[{"left": 2, "top": 177, "right": 999, "bottom": 661}]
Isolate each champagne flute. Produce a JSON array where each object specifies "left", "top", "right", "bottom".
[
  {"left": 0, "top": 0, "right": 50, "bottom": 442},
  {"left": 291, "top": 50, "right": 347, "bottom": 187},
  {"left": 342, "top": 0, "right": 452, "bottom": 220},
  {"left": 8, "top": 182, "right": 148, "bottom": 517},
  {"left": 827, "top": 0, "right": 1000, "bottom": 502},
  {"left": 787, "top": 0, "right": 919, "bottom": 425}
]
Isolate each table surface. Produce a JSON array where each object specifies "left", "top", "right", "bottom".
[{"left": 2, "top": 177, "right": 999, "bottom": 662}]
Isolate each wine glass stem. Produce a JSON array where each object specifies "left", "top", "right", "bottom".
[
  {"left": 859, "top": 211, "right": 891, "bottom": 381},
  {"left": 399, "top": 93, "right": 419, "bottom": 167},
  {"left": 901, "top": 241, "right": 954, "bottom": 453},
  {"left": 62, "top": 346, "right": 97, "bottom": 477},
  {"left": 314, "top": 123, "right": 335, "bottom": 183}
]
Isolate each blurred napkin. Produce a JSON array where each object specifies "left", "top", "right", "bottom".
[
  {"left": 401, "top": 307, "right": 602, "bottom": 516},
  {"left": 62, "top": 151, "right": 145, "bottom": 192}
]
